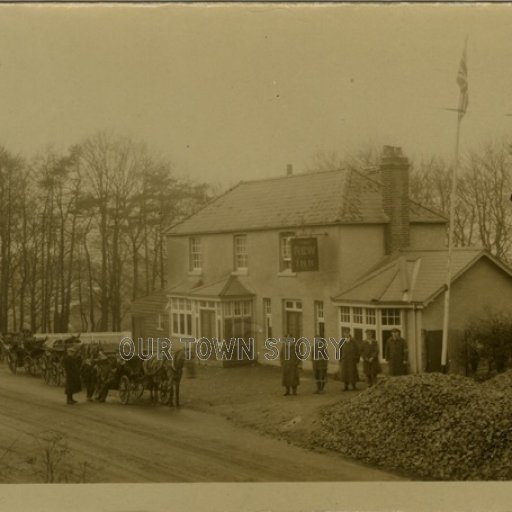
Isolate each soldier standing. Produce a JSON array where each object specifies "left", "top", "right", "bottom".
[
  {"left": 385, "top": 328, "right": 408, "bottom": 376},
  {"left": 80, "top": 344, "right": 98, "bottom": 401},
  {"left": 63, "top": 344, "right": 83, "bottom": 404},
  {"left": 280, "top": 336, "right": 300, "bottom": 396},
  {"left": 361, "top": 329, "right": 381, "bottom": 387},
  {"left": 312, "top": 336, "right": 328, "bottom": 394},
  {"left": 338, "top": 329, "right": 360, "bottom": 391}
]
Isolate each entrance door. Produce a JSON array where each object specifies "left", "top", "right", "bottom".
[
  {"left": 200, "top": 310, "right": 216, "bottom": 339},
  {"left": 285, "top": 311, "right": 303, "bottom": 339},
  {"left": 199, "top": 309, "right": 216, "bottom": 361},
  {"left": 425, "top": 330, "right": 443, "bottom": 372}
]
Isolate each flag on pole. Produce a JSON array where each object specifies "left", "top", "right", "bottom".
[{"left": 456, "top": 43, "right": 468, "bottom": 118}]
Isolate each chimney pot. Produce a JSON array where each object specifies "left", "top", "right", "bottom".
[{"left": 286, "top": 164, "right": 293, "bottom": 176}]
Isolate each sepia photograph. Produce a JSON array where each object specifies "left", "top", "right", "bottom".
[{"left": 1, "top": 2, "right": 512, "bottom": 510}]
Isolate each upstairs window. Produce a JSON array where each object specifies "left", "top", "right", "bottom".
[
  {"left": 279, "top": 232, "right": 295, "bottom": 272},
  {"left": 189, "top": 237, "right": 202, "bottom": 271},
  {"left": 234, "top": 234, "right": 248, "bottom": 270}
]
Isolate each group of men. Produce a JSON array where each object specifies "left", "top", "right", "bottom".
[
  {"left": 63, "top": 343, "right": 112, "bottom": 405},
  {"left": 279, "top": 328, "right": 408, "bottom": 395}
]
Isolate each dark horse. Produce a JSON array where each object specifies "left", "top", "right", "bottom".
[
  {"left": 166, "top": 348, "right": 187, "bottom": 407},
  {"left": 143, "top": 348, "right": 188, "bottom": 407}
]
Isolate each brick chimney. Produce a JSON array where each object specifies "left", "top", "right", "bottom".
[
  {"left": 380, "top": 145, "right": 410, "bottom": 254},
  {"left": 286, "top": 164, "right": 293, "bottom": 176}
]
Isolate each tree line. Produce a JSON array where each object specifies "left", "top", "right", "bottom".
[
  {"left": 0, "top": 132, "right": 211, "bottom": 333},
  {"left": 1, "top": 134, "right": 510, "bottom": 334}
]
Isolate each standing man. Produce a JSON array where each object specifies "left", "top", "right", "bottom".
[
  {"left": 63, "top": 344, "right": 83, "bottom": 404},
  {"left": 338, "top": 329, "right": 360, "bottom": 391},
  {"left": 80, "top": 344, "right": 97, "bottom": 402},
  {"left": 361, "top": 329, "right": 381, "bottom": 387},
  {"left": 385, "top": 328, "right": 408, "bottom": 376},
  {"left": 312, "top": 336, "right": 329, "bottom": 394},
  {"left": 280, "top": 335, "right": 300, "bottom": 396}
]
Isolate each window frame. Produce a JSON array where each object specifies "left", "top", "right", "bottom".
[
  {"left": 189, "top": 237, "right": 202, "bottom": 272},
  {"left": 263, "top": 298, "right": 272, "bottom": 339},
  {"left": 233, "top": 234, "right": 248, "bottom": 270},
  {"left": 279, "top": 232, "right": 295, "bottom": 272},
  {"left": 171, "top": 298, "right": 193, "bottom": 336},
  {"left": 314, "top": 300, "right": 325, "bottom": 338},
  {"left": 338, "top": 306, "right": 404, "bottom": 360}
]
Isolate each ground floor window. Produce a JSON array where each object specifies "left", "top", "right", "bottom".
[
  {"left": 315, "top": 301, "right": 325, "bottom": 338},
  {"left": 223, "top": 300, "right": 253, "bottom": 339},
  {"left": 170, "top": 298, "right": 193, "bottom": 336},
  {"left": 338, "top": 306, "right": 404, "bottom": 359},
  {"left": 169, "top": 297, "right": 254, "bottom": 342},
  {"left": 263, "top": 298, "right": 272, "bottom": 339}
]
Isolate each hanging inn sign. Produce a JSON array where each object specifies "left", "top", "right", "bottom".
[{"left": 291, "top": 237, "right": 319, "bottom": 272}]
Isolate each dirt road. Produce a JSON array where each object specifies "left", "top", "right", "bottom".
[{"left": 0, "top": 365, "right": 401, "bottom": 482}]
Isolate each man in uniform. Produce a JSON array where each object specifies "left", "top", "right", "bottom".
[
  {"left": 312, "top": 336, "right": 329, "bottom": 394},
  {"left": 279, "top": 335, "right": 301, "bottom": 396},
  {"left": 338, "top": 328, "right": 360, "bottom": 391},
  {"left": 385, "top": 328, "right": 408, "bottom": 376},
  {"left": 361, "top": 329, "right": 381, "bottom": 387},
  {"left": 63, "top": 344, "right": 83, "bottom": 404}
]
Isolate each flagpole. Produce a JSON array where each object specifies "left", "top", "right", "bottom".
[
  {"left": 441, "top": 112, "right": 463, "bottom": 372},
  {"left": 441, "top": 39, "right": 467, "bottom": 372}
]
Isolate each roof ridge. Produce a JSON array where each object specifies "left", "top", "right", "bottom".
[
  {"left": 378, "top": 266, "right": 402, "bottom": 301},
  {"left": 192, "top": 274, "right": 233, "bottom": 292},
  {"left": 219, "top": 274, "right": 236, "bottom": 296},
  {"left": 333, "top": 255, "right": 403, "bottom": 299},
  {"left": 238, "top": 167, "right": 347, "bottom": 186},
  {"left": 400, "top": 247, "right": 483, "bottom": 253}
]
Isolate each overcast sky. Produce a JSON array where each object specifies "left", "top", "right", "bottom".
[{"left": 0, "top": 4, "right": 511, "bottom": 188}]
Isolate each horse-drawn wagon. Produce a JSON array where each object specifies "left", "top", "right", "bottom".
[
  {"left": 1, "top": 332, "right": 47, "bottom": 376},
  {"left": 88, "top": 343, "right": 187, "bottom": 406}
]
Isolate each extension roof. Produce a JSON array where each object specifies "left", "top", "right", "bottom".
[
  {"left": 168, "top": 274, "right": 255, "bottom": 299},
  {"left": 333, "top": 248, "right": 512, "bottom": 306}
]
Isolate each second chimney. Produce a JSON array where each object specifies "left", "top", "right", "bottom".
[
  {"left": 286, "top": 164, "right": 293, "bottom": 176},
  {"left": 380, "top": 146, "right": 410, "bottom": 254}
]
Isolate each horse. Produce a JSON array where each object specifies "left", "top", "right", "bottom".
[
  {"left": 167, "top": 348, "right": 187, "bottom": 407},
  {"left": 142, "top": 348, "right": 188, "bottom": 407}
]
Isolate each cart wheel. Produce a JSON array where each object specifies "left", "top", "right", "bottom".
[
  {"left": 49, "top": 365, "right": 57, "bottom": 386},
  {"left": 55, "top": 366, "right": 64, "bottom": 386},
  {"left": 133, "top": 382, "right": 144, "bottom": 400},
  {"left": 51, "top": 365, "right": 61, "bottom": 386},
  {"left": 42, "top": 364, "right": 52, "bottom": 384},
  {"left": 23, "top": 356, "right": 34, "bottom": 376},
  {"left": 158, "top": 381, "right": 171, "bottom": 405},
  {"left": 7, "top": 354, "right": 17, "bottom": 374},
  {"left": 119, "top": 375, "right": 131, "bottom": 405}
]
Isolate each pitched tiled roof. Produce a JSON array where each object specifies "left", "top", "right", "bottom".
[
  {"left": 333, "top": 248, "right": 512, "bottom": 305},
  {"left": 168, "top": 275, "right": 255, "bottom": 298},
  {"left": 168, "top": 168, "right": 446, "bottom": 235}
]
